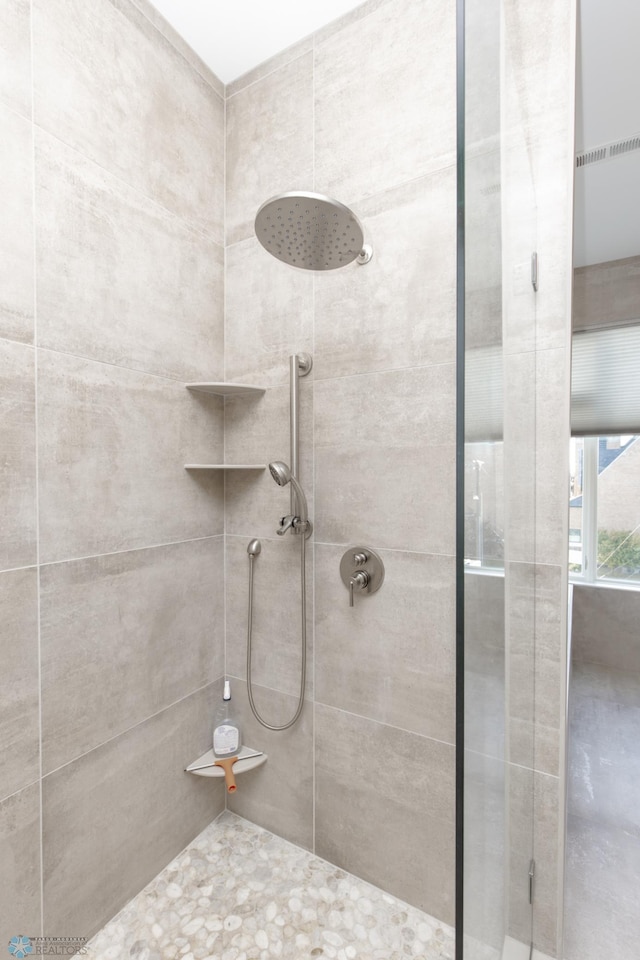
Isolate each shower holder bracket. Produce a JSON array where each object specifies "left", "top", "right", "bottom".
[
  {"left": 340, "top": 545, "right": 385, "bottom": 607},
  {"left": 296, "top": 352, "right": 313, "bottom": 377},
  {"left": 357, "top": 244, "right": 373, "bottom": 265}
]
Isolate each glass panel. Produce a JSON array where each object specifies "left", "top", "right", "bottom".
[{"left": 596, "top": 435, "right": 640, "bottom": 581}]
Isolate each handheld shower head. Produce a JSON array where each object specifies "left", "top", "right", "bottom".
[
  {"left": 268, "top": 460, "right": 308, "bottom": 522},
  {"left": 269, "top": 461, "right": 291, "bottom": 487}
]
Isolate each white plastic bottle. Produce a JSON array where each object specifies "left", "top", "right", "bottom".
[{"left": 212, "top": 680, "right": 242, "bottom": 758}]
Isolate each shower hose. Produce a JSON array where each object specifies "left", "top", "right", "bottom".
[{"left": 246, "top": 532, "right": 307, "bottom": 730}]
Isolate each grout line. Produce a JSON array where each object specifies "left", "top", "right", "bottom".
[
  {"left": 225, "top": 532, "right": 456, "bottom": 561},
  {"left": 226, "top": 671, "right": 457, "bottom": 751},
  {"left": 0, "top": 776, "right": 43, "bottom": 809},
  {"left": 117, "top": 0, "right": 224, "bottom": 99},
  {"left": 225, "top": 47, "right": 312, "bottom": 102},
  {"left": 38, "top": 534, "right": 224, "bottom": 570},
  {"left": 29, "top": 0, "right": 44, "bottom": 933},
  {"left": 32, "top": 121, "right": 223, "bottom": 248},
  {"left": 34, "top": 341, "right": 224, "bottom": 386},
  {"left": 41, "top": 678, "right": 222, "bottom": 782}
]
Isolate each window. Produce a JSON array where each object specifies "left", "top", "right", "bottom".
[{"left": 570, "top": 435, "right": 640, "bottom": 584}]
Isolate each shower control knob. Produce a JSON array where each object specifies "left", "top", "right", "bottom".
[{"left": 340, "top": 546, "right": 385, "bottom": 608}]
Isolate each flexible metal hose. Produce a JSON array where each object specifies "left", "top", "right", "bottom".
[{"left": 246, "top": 533, "right": 307, "bottom": 730}]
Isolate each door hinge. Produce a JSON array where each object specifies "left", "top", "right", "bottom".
[
  {"left": 531, "top": 252, "right": 539, "bottom": 291},
  {"left": 529, "top": 858, "right": 535, "bottom": 904}
]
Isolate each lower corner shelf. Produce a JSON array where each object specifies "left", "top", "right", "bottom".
[{"left": 185, "top": 745, "right": 267, "bottom": 778}]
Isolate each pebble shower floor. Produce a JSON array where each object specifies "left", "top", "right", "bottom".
[{"left": 85, "top": 812, "right": 455, "bottom": 960}]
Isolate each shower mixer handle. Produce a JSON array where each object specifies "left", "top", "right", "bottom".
[{"left": 349, "top": 570, "right": 370, "bottom": 607}]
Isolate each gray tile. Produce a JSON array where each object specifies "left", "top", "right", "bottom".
[
  {"left": 42, "top": 683, "right": 225, "bottom": 940},
  {"left": 35, "top": 131, "right": 224, "bottom": 381},
  {"left": 0, "top": 783, "right": 41, "bottom": 949},
  {"left": 224, "top": 380, "right": 313, "bottom": 538},
  {"left": 226, "top": 679, "right": 313, "bottom": 852},
  {"left": 37, "top": 351, "right": 224, "bottom": 563},
  {"left": 225, "top": 53, "right": 313, "bottom": 245},
  {"left": 116, "top": 0, "right": 224, "bottom": 97},
  {"left": 506, "top": 562, "right": 564, "bottom": 776},
  {"left": 315, "top": 704, "right": 455, "bottom": 923},
  {"left": 507, "top": 765, "right": 562, "bottom": 957},
  {"left": 314, "top": 0, "right": 455, "bottom": 205},
  {"left": 564, "top": 815, "right": 640, "bottom": 960},
  {"left": 41, "top": 537, "right": 225, "bottom": 774},
  {"left": 0, "top": 568, "right": 39, "bottom": 802},
  {"left": 0, "top": 339, "right": 36, "bottom": 570},
  {"left": 0, "top": 105, "right": 34, "bottom": 344},
  {"left": 315, "top": 545, "right": 455, "bottom": 743},
  {"left": 33, "top": 0, "right": 224, "bottom": 240},
  {"left": 224, "top": 237, "right": 314, "bottom": 387},
  {"left": 0, "top": 0, "right": 31, "bottom": 118},
  {"left": 226, "top": 536, "right": 313, "bottom": 700},
  {"left": 572, "top": 584, "right": 640, "bottom": 673},
  {"left": 314, "top": 366, "right": 456, "bottom": 554},
  {"left": 463, "top": 751, "right": 506, "bottom": 953},
  {"left": 313, "top": 171, "right": 456, "bottom": 380},
  {"left": 568, "top": 665, "right": 640, "bottom": 837}
]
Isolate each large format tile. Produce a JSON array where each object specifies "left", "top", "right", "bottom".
[
  {"left": 463, "top": 751, "right": 506, "bottom": 954},
  {"left": 0, "top": 339, "right": 36, "bottom": 570},
  {"left": 568, "top": 664, "right": 640, "bottom": 837},
  {"left": 564, "top": 814, "right": 640, "bottom": 960},
  {"left": 226, "top": 53, "right": 313, "bottom": 245},
  {"left": 315, "top": 545, "right": 455, "bottom": 743},
  {"left": 226, "top": 536, "right": 313, "bottom": 699},
  {"left": 224, "top": 237, "right": 313, "bottom": 387},
  {"left": 313, "top": 171, "right": 456, "bottom": 380},
  {"left": 314, "top": 366, "right": 456, "bottom": 555},
  {"left": 35, "top": 131, "right": 224, "bottom": 381},
  {"left": 224, "top": 380, "right": 313, "bottom": 539},
  {"left": 37, "top": 351, "right": 224, "bottom": 563},
  {"left": 0, "top": 783, "right": 41, "bottom": 949},
  {"left": 314, "top": 0, "right": 455, "bottom": 205},
  {"left": 226, "top": 679, "right": 313, "bottom": 852},
  {"left": 572, "top": 584, "right": 640, "bottom": 673},
  {"left": 33, "top": 0, "right": 224, "bottom": 240},
  {"left": 0, "top": 105, "right": 34, "bottom": 344},
  {"left": 42, "top": 683, "right": 224, "bottom": 941},
  {"left": 0, "top": 0, "right": 31, "bottom": 118},
  {"left": 506, "top": 562, "right": 564, "bottom": 776},
  {"left": 0, "top": 568, "right": 39, "bottom": 802},
  {"left": 41, "top": 537, "right": 225, "bottom": 774},
  {"left": 315, "top": 704, "right": 455, "bottom": 923}
]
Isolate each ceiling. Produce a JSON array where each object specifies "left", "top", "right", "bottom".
[{"left": 147, "top": 0, "right": 366, "bottom": 84}]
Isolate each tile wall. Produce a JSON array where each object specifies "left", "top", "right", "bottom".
[
  {"left": 0, "top": 0, "right": 226, "bottom": 944},
  {"left": 223, "top": 0, "right": 458, "bottom": 925}
]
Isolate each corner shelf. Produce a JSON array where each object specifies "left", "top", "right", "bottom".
[
  {"left": 186, "top": 382, "right": 265, "bottom": 397},
  {"left": 185, "top": 464, "right": 266, "bottom": 471},
  {"left": 185, "top": 746, "right": 267, "bottom": 778}
]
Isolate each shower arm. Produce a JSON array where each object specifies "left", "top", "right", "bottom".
[{"left": 289, "top": 353, "right": 312, "bottom": 523}]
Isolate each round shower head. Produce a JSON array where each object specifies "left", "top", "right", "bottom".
[
  {"left": 255, "top": 191, "right": 372, "bottom": 270},
  {"left": 268, "top": 461, "right": 291, "bottom": 487}
]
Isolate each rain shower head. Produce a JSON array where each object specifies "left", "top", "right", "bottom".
[
  {"left": 268, "top": 460, "right": 309, "bottom": 523},
  {"left": 255, "top": 191, "right": 373, "bottom": 270}
]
